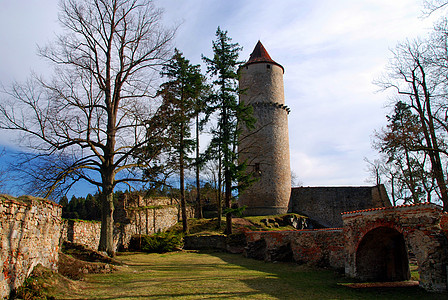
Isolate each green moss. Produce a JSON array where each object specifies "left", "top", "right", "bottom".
[
  {"left": 410, "top": 263, "right": 420, "bottom": 281},
  {"left": 243, "top": 213, "right": 309, "bottom": 231},
  {"left": 170, "top": 218, "right": 226, "bottom": 236},
  {"left": 170, "top": 214, "right": 313, "bottom": 236}
]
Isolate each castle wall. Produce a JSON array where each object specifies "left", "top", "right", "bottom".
[
  {"left": 244, "top": 229, "right": 344, "bottom": 270},
  {"left": 61, "top": 219, "right": 102, "bottom": 250},
  {"left": 126, "top": 205, "right": 181, "bottom": 237},
  {"left": 289, "top": 185, "right": 390, "bottom": 228},
  {"left": 0, "top": 196, "right": 61, "bottom": 299},
  {"left": 61, "top": 204, "right": 190, "bottom": 252}
]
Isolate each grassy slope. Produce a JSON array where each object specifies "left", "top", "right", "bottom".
[
  {"left": 49, "top": 251, "right": 444, "bottom": 300},
  {"left": 170, "top": 214, "right": 308, "bottom": 236}
]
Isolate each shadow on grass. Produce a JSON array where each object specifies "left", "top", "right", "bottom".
[
  {"left": 62, "top": 291, "right": 270, "bottom": 300},
  {"left": 209, "top": 251, "right": 447, "bottom": 300},
  {"left": 54, "top": 251, "right": 448, "bottom": 300}
]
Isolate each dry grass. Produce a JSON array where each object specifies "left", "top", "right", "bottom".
[{"left": 38, "top": 251, "right": 445, "bottom": 300}]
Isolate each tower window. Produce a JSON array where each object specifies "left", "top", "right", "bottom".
[
  {"left": 266, "top": 64, "right": 271, "bottom": 69},
  {"left": 254, "top": 163, "right": 261, "bottom": 176}
]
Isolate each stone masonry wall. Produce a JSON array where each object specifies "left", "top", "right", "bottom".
[
  {"left": 61, "top": 219, "right": 101, "bottom": 250},
  {"left": 244, "top": 229, "right": 345, "bottom": 270},
  {"left": 343, "top": 203, "right": 448, "bottom": 292},
  {"left": 61, "top": 205, "right": 186, "bottom": 252},
  {"left": 289, "top": 185, "right": 391, "bottom": 228},
  {"left": 0, "top": 196, "right": 61, "bottom": 299}
]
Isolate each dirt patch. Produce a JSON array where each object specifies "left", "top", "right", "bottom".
[
  {"left": 15, "top": 264, "right": 80, "bottom": 300},
  {"left": 232, "top": 218, "right": 254, "bottom": 229},
  {"left": 62, "top": 241, "right": 122, "bottom": 265},
  {"left": 15, "top": 243, "right": 121, "bottom": 298},
  {"left": 59, "top": 242, "right": 121, "bottom": 280},
  {"left": 59, "top": 252, "right": 118, "bottom": 280}
]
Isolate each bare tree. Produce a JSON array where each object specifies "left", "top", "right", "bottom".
[
  {"left": 364, "top": 157, "right": 384, "bottom": 186},
  {"left": 290, "top": 170, "right": 302, "bottom": 187},
  {"left": 0, "top": 0, "right": 175, "bottom": 256},
  {"left": 423, "top": 0, "right": 448, "bottom": 15},
  {"left": 375, "top": 35, "right": 448, "bottom": 210}
]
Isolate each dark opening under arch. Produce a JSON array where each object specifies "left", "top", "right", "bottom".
[{"left": 356, "top": 227, "right": 410, "bottom": 282}]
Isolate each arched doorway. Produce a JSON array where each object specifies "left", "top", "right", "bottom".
[{"left": 356, "top": 227, "right": 410, "bottom": 282}]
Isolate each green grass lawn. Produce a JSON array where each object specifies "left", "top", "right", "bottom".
[{"left": 50, "top": 251, "right": 446, "bottom": 300}]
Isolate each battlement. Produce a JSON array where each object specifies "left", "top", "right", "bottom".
[{"left": 251, "top": 101, "right": 291, "bottom": 114}]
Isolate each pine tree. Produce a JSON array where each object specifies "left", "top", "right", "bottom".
[
  {"left": 158, "top": 49, "right": 207, "bottom": 233},
  {"left": 202, "top": 27, "right": 255, "bottom": 234}
]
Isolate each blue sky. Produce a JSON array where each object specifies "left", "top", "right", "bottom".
[{"left": 0, "top": 0, "right": 441, "bottom": 196}]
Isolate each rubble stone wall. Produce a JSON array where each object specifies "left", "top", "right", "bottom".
[
  {"left": 244, "top": 229, "right": 344, "bottom": 270},
  {"left": 61, "top": 205, "right": 185, "bottom": 252},
  {"left": 343, "top": 203, "right": 448, "bottom": 292},
  {"left": 61, "top": 219, "right": 101, "bottom": 250},
  {"left": 0, "top": 196, "right": 61, "bottom": 299}
]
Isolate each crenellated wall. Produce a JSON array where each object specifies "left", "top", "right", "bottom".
[{"left": 0, "top": 195, "right": 61, "bottom": 299}]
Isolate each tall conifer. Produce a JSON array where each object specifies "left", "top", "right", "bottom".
[
  {"left": 202, "top": 28, "right": 255, "bottom": 234},
  {"left": 159, "top": 49, "right": 206, "bottom": 232}
]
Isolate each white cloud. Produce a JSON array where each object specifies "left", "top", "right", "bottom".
[{"left": 0, "top": 0, "right": 442, "bottom": 193}]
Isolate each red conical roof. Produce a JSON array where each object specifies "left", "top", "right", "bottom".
[{"left": 245, "top": 41, "right": 284, "bottom": 72}]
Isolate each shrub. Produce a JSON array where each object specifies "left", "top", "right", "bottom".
[{"left": 129, "top": 232, "right": 183, "bottom": 253}]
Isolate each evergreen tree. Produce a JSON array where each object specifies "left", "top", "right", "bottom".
[
  {"left": 158, "top": 49, "right": 207, "bottom": 233},
  {"left": 202, "top": 27, "right": 255, "bottom": 234}
]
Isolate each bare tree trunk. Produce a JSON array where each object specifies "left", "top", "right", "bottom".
[
  {"left": 391, "top": 174, "right": 396, "bottom": 206},
  {"left": 196, "top": 113, "right": 203, "bottom": 219},
  {"left": 413, "top": 64, "right": 448, "bottom": 209},
  {"left": 224, "top": 167, "right": 232, "bottom": 235},
  {"left": 180, "top": 122, "right": 188, "bottom": 233},
  {"left": 217, "top": 154, "right": 222, "bottom": 229},
  {"left": 99, "top": 184, "right": 115, "bottom": 257},
  {"left": 223, "top": 106, "right": 232, "bottom": 235}
]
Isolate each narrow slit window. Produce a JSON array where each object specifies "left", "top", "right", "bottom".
[{"left": 254, "top": 163, "right": 261, "bottom": 176}]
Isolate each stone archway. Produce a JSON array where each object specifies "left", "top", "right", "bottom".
[
  {"left": 355, "top": 226, "right": 410, "bottom": 282},
  {"left": 343, "top": 203, "right": 448, "bottom": 292}
]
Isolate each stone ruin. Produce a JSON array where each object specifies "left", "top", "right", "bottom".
[
  {"left": 2, "top": 194, "right": 448, "bottom": 297},
  {"left": 0, "top": 193, "right": 187, "bottom": 298},
  {"left": 343, "top": 203, "right": 448, "bottom": 292},
  {"left": 243, "top": 202, "right": 448, "bottom": 292}
]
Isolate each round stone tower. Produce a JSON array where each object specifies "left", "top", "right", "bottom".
[{"left": 238, "top": 41, "right": 291, "bottom": 216}]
